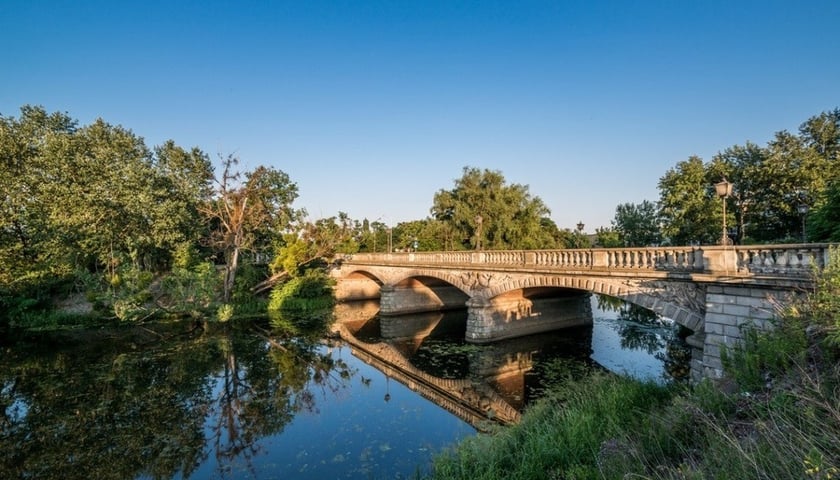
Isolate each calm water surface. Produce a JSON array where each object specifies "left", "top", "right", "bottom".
[{"left": 0, "top": 295, "right": 687, "bottom": 479}]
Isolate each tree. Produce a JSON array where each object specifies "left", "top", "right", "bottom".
[
  {"left": 799, "top": 108, "right": 840, "bottom": 167},
  {"left": 658, "top": 156, "right": 719, "bottom": 245},
  {"left": 386, "top": 219, "right": 429, "bottom": 251},
  {"left": 595, "top": 227, "right": 622, "bottom": 248},
  {"left": 149, "top": 141, "right": 215, "bottom": 267},
  {"left": 431, "top": 166, "right": 554, "bottom": 250},
  {"left": 0, "top": 106, "right": 78, "bottom": 286},
  {"left": 612, "top": 200, "right": 661, "bottom": 246},
  {"left": 202, "top": 155, "right": 301, "bottom": 302},
  {"left": 707, "top": 142, "right": 767, "bottom": 244},
  {"left": 808, "top": 181, "right": 840, "bottom": 241},
  {"left": 270, "top": 212, "right": 357, "bottom": 279}
]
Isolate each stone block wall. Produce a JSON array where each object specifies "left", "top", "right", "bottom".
[{"left": 701, "top": 285, "right": 795, "bottom": 379}]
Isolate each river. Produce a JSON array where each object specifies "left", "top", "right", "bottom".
[{"left": 0, "top": 294, "right": 688, "bottom": 479}]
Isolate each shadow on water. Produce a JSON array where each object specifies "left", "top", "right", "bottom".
[{"left": 333, "top": 293, "right": 688, "bottom": 429}]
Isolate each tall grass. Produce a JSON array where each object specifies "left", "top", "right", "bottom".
[{"left": 430, "top": 374, "right": 673, "bottom": 479}]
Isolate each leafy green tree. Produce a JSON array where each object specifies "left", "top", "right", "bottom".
[
  {"left": 270, "top": 212, "right": 358, "bottom": 281},
  {"left": 391, "top": 218, "right": 448, "bottom": 251},
  {"left": 149, "top": 141, "right": 214, "bottom": 267},
  {"left": 658, "top": 156, "right": 720, "bottom": 245},
  {"left": 808, "top": 181, "right": 840, "bottom": 241},
  {"left": 363, "top": 219, "right": 391, "bottom": 252},
  {"left": 201, "top": 154, "right": 302, "bottom": 302},
  {"left": 565, "top": 228, "right": 591, "bottom": 249},
  {"left": 431, "top": 166, "right": 554, "bottom": 250},
  {"left": 39, "top": 118, "right": 160, "bottom": 273},
  {"left": 0, "top": 106, "right": 79, "bottom": 287},
  {"left": 612, "top": 200, "right": 661, "bottom": 246},
  {"left": 799, "top": 108, "right": 840, "bottom": 167},
  {"left": 707, "top": 142, "right": 767, "bottom": 244},
  {"left": 594, "top": 227, "right": 622, "bottom": 248},
  {"left": 745, "top": 131, "right": 815, "bottom": 241}
]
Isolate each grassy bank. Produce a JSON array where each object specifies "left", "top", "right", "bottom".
[{"left": 429, "top": 250, "right": 840, "bottom": 480}]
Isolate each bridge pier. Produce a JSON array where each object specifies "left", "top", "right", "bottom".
[
  {"left": 699, "top": 284, "right": 799, "bottom": 380},
  {"left": 465, "top": 293, "right": 593, "bottom": 343}
]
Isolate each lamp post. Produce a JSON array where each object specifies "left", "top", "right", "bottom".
[
  {"left": 387, "top": 227, "right": 392, "bottom": 253},
  {"left": 797, "top": 204, "right": 809, "bottom": 243},
  {"left": 475, "top": 215, "right": 483, "bottom": 251},
  {"left": 714, "top": 177, "right": 733, "bottom": 245}
]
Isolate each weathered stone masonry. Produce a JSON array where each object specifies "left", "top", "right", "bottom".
[{"left": 333, "top": 245, "right": 833, "bottom": 381}]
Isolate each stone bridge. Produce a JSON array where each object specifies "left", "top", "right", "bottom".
[{"left": 331, "top": 244, "right": 833, "bottom": 381}]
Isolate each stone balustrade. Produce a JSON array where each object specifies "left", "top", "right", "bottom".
[{"left": 342, "top": 244, "right": 833, "bottom": 279}]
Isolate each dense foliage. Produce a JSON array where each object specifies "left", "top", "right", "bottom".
[
  {"left": 611, "top": 200, "right": 661, "bottom": 247},
  {"left": 656, "top": 108, "right": 840, "bottom": 245},
  {"left": 0, "top": 106, "right": 298, "bottom": 325},
  {"left": 431, "top": 166, "right": 563, "bottom": 250},
  {"left": 268, "top": 269, "right": 335, "bottom": 330}
]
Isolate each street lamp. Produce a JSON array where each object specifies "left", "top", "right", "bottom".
[
  {"left": 714, "top": 177, "right": 733, "bottom": 245},
  {"left": 797, "top": 203, "right": 809, "bottom": 243},
  {"left": 475, "top": 215, "right": 483, "bottom": 251}
]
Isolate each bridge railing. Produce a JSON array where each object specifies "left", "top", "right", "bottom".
[{"left": 340, "top": 244, "right": 834, "bottom": 278}]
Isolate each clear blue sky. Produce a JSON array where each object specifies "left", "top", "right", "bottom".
[{"left": 2, "top": 1, "right": 838, "bottom": 231}]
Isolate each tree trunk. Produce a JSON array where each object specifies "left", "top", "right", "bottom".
[{"left": 224, "top": 245, "right": 239, "bottom": 303}]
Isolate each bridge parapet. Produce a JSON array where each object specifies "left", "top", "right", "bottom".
[{"left": 342, "top": 244, "right": 832, "bottom": 280}]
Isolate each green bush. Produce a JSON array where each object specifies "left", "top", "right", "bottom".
[
  {"left": 720, "top": 318, "right": 807, "bottom": 392},
  {"left": 157, "top": 262, "right": 220, "bottom": 318},
  {"left": 806, "top": 245, "right": 840, "bottom": 346},
  {"left": 267, "top": 270, "right": 335, "bottom": 333}
]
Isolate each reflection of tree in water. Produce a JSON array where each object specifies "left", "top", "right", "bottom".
[
  {"left": 597, "top": 294, "right": 667, "bottom": 354},
  {"left": 208, "top": 333, "right": 354, "bottom": 475},
  {"left": 0, "top": 323, "right": 354, "bottom": 480},
  {"left": 596, "top": 295, "right": 690, "bottom": 381},
  {"left": 657, "top": 338, "right": 692, "bottom": 381}
]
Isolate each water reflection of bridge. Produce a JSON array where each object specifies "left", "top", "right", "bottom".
[{"left": 332, "top": 300, "right": 594, "bottom": 430}]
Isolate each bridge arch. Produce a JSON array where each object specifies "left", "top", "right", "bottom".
[
  {"left": 378, "top": 269, "right": 471, "bottom": 316},
  {"left": 386, "top": 269, "right": 473, "bottom": 294},
  {"left": 333, "top": 268, "right": 385, "bottom": 301},
  {"left": 485, "top": 275, "right": 705, "bottom": 334}
]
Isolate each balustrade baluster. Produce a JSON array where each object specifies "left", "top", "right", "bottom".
[
  {"left": 800, "top": 249, "right": 813, "bottom": 269},
  {"left": 735, "top": 250, "right": 748, "bottom": 272}
]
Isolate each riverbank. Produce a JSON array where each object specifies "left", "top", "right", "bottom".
[
  {"left": 428, "top": 328, "right": 838, "bottom": 479},
  {"left": 427, "top": 256, "right": 840, "bottom": 480}
]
